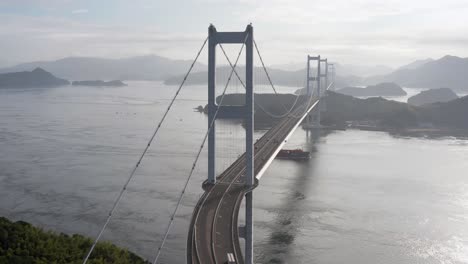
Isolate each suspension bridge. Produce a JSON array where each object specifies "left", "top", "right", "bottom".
[{"left": 82, "top": 24, "right": 335, "bottom": 264}]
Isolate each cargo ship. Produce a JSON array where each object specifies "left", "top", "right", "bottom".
[{"left": 276, "top": 149, "right": 310, "bottom": 160}]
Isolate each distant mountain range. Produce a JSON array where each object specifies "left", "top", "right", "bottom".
[
  {"left": 334, "top": 63, "right": 394, "bottom": 77},
  {"left": 365, "top": 55, "right": 468, "bottom": 92},
  {"left": 272, "top": 62, "right": 394, "bottom": 77},
  {"left": 0, "top": 55, "right": 204, "bottom": 81},
  {"left": 164, "top": 55, "right": 468, "bottom": 92},
  {"left": 2, "top": 54, "right": 467, "bottom": 93},
  {"left": 164, "top": 66, "right": 362, "bottom": 89},
  {"left": 397, "top": 58, "right": 434, "bottom": 70}
]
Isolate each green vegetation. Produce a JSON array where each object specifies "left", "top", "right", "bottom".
[
  {"left": 0, "top": 217, "right": 148, "bottom": 264},
  {"left": 210, "top": 91, "right": 468, "bottom": 131},
  {"left": 322, "top": 91, "right": 419, "bottom": 128},
  {"left": 211, "top": 93, "right": 307, "bottom": 129}
]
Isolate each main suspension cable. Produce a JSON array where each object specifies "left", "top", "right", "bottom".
[
  {"left": 152, "top": 33, "right": 249, "bottom": 264},
  {"left": 82, "top": 37, "right": 208, "bottom": 264},
  {"left": 218, "top": 43, "right": 300, "bottom": 119}
]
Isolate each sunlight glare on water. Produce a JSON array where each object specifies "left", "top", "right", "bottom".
[{"left": 0, "top": 82, "right": 467, "bottom": 263}]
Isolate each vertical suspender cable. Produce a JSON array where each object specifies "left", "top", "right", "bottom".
[
  {"left": 82, "top": 37, "right": 208, "bottom": 264},
  {"left": 152, "top": 33, "right": 249, "bottom": 264},
  {"left": 219, "top": 44, "right": 301, "bottom": 119},
  {"left": 253, "top": 40, "right": 284, "bottom": 100}
]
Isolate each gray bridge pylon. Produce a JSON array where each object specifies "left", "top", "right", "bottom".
[{"left": 207, "top": 24, "right": 255, "bottom": 264}]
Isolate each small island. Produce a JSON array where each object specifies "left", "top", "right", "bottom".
[
  {"left": 337, "top": 82, "right": 407, "bottom": 97},
  {"left": 0, "top": 217, "right": 148, "bottom": 263},
  {"left": 72, "top": 80, "right": 127, "bottom": 87},
  {"left": 0, "top": 68, "right": 69, "bottom": 88},
  {"left": 407, "top": 88, "right": 458, "bottom": 106}
]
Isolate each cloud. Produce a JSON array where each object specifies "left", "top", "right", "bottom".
[
  {"left": 72, "top": 9, "right": 89, "bottom": 14},
  {"left": 234, "top": 0, "right": 468, "bottom": 66},
  {"left": 1, "top": 0, "right": 468, "bottom": 68},
  {"left": 0, "top": 14, "right": 207, "bottom": 67}
]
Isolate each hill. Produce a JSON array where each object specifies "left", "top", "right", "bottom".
[
  {"left": 322, "top": 91, "right": 418, "bottom": 129},
  {"left": 0, "top": 55, "right": 204, "bottom": 81},
  {"left": 326, "top": 92, "right": 468, "bottom": 129},
  {"left": 324, "top": 91, "right": 468, "bottom": 129},
  {"left": 0, "top": 68, "right": 69, "bottom": 88},
  {"left": 407, "top": 88, "right": 458, "bottom": 106},
  {"left": 365, "top": 55, "right": 468, "bottom": 92},
  {"left": 418, "top": 95, "right": 468, "bottom": 129},
  {"left": 0, "top": 217, "right": 148, "bottom": 263}
]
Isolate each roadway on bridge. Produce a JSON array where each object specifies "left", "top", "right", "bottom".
[{"left": 187, "top": 96, "right": 317, "bottom": 264}]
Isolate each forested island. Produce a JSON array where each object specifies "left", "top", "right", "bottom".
[
  {"left": 0, "top": 217, "right": 148, "bottom": 264},
  {"left": 0, "top": 68, "right": 69, "bottom": 88},
  {"left": 336, "top": 82, "right": 406, "bottom": 97},
  {"left": 202, "top": 91, "right": 468, "bottom": 134},
  {"left": 322, "top": 91, "right": 468, "bottom": 131},
  {"left": 0, "top": 68, "right": 129, "bottom": 89},
  {"left": 197, "top": 93, "right": 305, "bottom": 128}
]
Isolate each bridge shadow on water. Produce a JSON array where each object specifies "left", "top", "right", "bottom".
[{"left": 256, "top": 128, "right": 329, "bottom": 264}]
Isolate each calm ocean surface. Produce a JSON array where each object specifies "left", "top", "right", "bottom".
[{"left": 0, "top": 82, "right": 467, "bottom": 263}]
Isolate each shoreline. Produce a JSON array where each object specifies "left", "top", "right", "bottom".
[
  {"left": 0, "top": 216, "right": 149, "bottom": 263},
  {"left": 327, "top": 124, "right": 468, "bottom": 139}
]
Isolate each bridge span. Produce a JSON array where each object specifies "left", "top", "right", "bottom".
[
  {"left": 81, "top": 24, "right": 333, "bottom": 264},
  {"left": 188, "top": 97, "right": 319, "bottom": 264}
]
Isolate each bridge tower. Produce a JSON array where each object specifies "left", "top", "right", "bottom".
[
  {"left": 328, "top": 63, "right": 336, "bottom": 90},
  {"left": 305, "top": 57, "right": 329, "bottom": 128},
  {"left": 207, "top": 24, "right": 255, "bottom": 264},
  {"left": 321, "top": 58, "right": 328, "bottom": 92},
  {"left": 319, "top": 58, "right": 328, "bottom": 116},
  {"left": 305, "top": 55, "right": 321, "bottom": 127}
]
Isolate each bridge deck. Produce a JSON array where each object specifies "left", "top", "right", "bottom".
[{"left": 188, "top": 97, "right": 317, "bottom": 264}]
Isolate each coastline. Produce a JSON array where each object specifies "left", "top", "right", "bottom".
[{"left": 0, "top": 216, "right": 149, "bottom": 264}]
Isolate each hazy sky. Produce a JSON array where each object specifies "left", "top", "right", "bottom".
[{"left": 1, "top": 0, "right": 468, "bottom": 68}]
